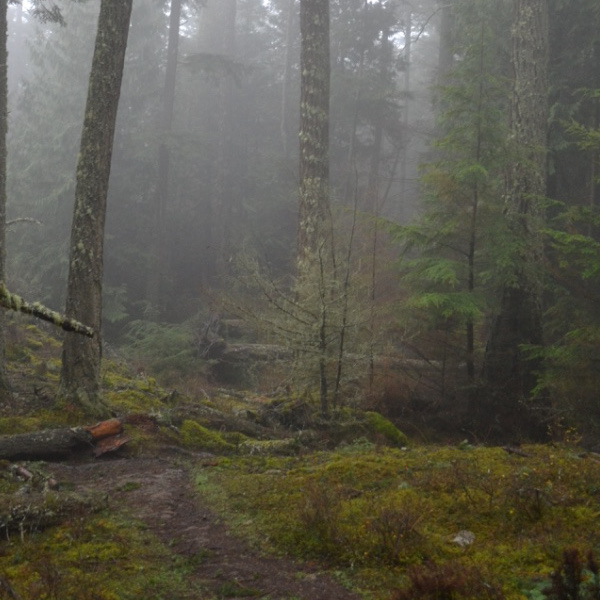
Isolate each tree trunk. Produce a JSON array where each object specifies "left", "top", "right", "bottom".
[
  {"left": 366, "top": 19, "right": 393, "bottom": 392},
  {"left": 437, "top": 0, "right": 455, "bottom": 85},
  {"left": 0, "top": 418, "right": 122, "bottom": 461},
  {"left": 146, "top": 0, "right": 182, "bottom": 315},
  {"left": 298, "top": 0, "right": 331, "bottom": 416},
  {"left": 483, "top": 0, "right": 548, "bottom": 416},
  {"left": 297, "top": 0, "right": 330, "bottom": 272},
  {"left": 281, "top": 0, "right": 297, "bottom": 158},
  {"left": 215, "top": 0, "right": 237, "bottom": 277},
  {"left": 59, "top": 0, "right": 133, "bottom": 417},
  {"left": 0, "top": 0, "right": 10, "bottom": 402},
  {"left": 197, "top": 0, "right": 238, "bottom": 282}
]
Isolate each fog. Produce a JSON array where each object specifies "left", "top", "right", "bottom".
[{"left": 3, "top": 0, "right": 599, "bottom": 437}]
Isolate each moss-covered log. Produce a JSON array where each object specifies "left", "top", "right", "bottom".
[
  {"left": 0, "top": 419, "right": 122, "bottom": 460},
  {"left": 0, "top": 282, "right": 94, "bottom": 337}
]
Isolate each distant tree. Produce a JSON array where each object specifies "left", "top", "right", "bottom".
[
  {"left": 280, "top": 0, "right": 297, "bottom": 158},
  {"left": 483, "top": 0, "right": 549, "bottom": 424},
  {"left": 58, "top": 0, "right": 133, "bottom": 416},
  {"left": 436, "top": 0, "right": 455, "bottom": 85},
  {"left": 547, "top": 0, "right": 600, "bottom": 216},
  {"left": 145, "top": 0, "right": 183, "bottom": 316}
]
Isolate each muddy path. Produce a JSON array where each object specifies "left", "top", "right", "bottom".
[{"left": 48, "top": 456, "right": 363, "bottom": 600}]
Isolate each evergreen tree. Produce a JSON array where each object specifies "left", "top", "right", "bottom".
[
  {"left": 298, "top": 0, "right": 332, "bottom": 414},
  {"left": 0, "top": 0, "right": 9, "bottom": 401},
  {"left": 298, "top": 0, "right": 331, "bottom": 271},
  {"left": 394, "top": 0, "right": 511, "bottom": 401},
  {"left": 7, "top": 1, "right": 98, "bottom": 309},
  {"left": 59, "top": 0, "right": 133, "bottom": 416},
  {"left": 483, "top": 0, "right": 549, "bottom": 432}
]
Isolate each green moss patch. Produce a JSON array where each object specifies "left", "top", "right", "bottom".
[
  {"left": 179, "top": 419, "right": 234, "bottom": 452},
  {"left": 0, "top": 512, "right": 205, "bottom": 599},
  {"left": 196, "top": 444, "right": 600, "bottom": 599},
  {"left": 363, "top": 411, "right": 408, "bottom": 447}
]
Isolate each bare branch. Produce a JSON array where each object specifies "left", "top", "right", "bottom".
[{"left": 0, "top": 282, "right": 94, "bottom": 337}]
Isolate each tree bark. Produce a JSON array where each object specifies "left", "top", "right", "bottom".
[
  {"left": 297, "top": 0, "right": 331, "bottom": 416},
  {"left": 0, "top": 419, "right": 122, "bottom": 461},
  {"left": 0, "top": 283, "right": 94, "bottom": 336},
  {"left": 0, "top": 1, "right": 10, "bottom": 402},
  {"left": 59, "top": 0, "right": 133, "bottom": 417},
  {"left": 281, "top": 0, "right": 297, "bottom": 158},
  {"left": 437, "top": 0, "right": 455, "bottom": 85},
  {"left": 146, "top": 0, "right": 182, "bottom": 315},
  {"left": 297, "top": 0, "right": 331, "bottom": 273},
  {"left": 483, "top": 0, "right": 548, "bottom": 412}
]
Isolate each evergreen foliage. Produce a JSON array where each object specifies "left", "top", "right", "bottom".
[
  {"left": 391, "top": 0, "right": 511, "bottom": 389},
  {"left": 7, "top": 1, "right": 98, "bottom": 308}
]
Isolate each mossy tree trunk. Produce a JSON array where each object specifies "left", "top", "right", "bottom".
[
  {"left": 298, "top": 0, "right": 330, "bottom": 273},
  {"left": 59, "top": 0, "right": 133, "bottom": 417},
  {"left": 298, "top": 0, "right": 332, "bottom": 416},
  {"left": 0, "top": 0, "right": 9, "bottom": 403},
  {"left": 483, "top": 0, "right": 548, "bottom": 422}
]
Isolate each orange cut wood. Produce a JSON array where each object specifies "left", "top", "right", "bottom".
[
  {"left": 84, "top": 418, "right": 123, "bottom": 441},
  {"left": 93, "top": 435, "right": 130, "bottom": 457}
]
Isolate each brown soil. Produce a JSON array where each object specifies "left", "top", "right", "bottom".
[{"left": 48, "top": 454, "right": 363, "bottom": 600}]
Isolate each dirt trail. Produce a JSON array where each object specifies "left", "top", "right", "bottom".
[{"left": 48, "top": 456, "right": 363, "bottom": 600}]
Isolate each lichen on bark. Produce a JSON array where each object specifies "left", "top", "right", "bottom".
[{"left": 58, "top": 0, "right": 133, "bottom": 417}]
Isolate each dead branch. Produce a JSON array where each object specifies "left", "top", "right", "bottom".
[{"left": 0, "top": 282, "right": 94, "bottom": 337}]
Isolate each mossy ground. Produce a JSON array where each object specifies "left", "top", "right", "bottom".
[
  {"left": 0, "top": 511, "right": 204, "bottom": 599},
  {"left": 2, "top": 317, "right": 600, "bottom": 599},
  {"left": 195, "top": 442, "right": 600, "bottom": 599}
]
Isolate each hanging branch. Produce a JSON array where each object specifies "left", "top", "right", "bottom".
[
  {"left": 6, "top": 217, "right": 42, "bottom": 228},
  {"left": 0, "top": 282, "right": 94, "bottom": 337}
]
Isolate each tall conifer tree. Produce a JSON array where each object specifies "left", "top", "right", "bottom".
[
  {"left": 297, "top": 0, "right": 331, "bottom": 414},
  {"left": 0, "top": 0, "right": 9, "bottom": 401},
  {"left": 59, "top": 0, "right": 133, "bottom": 415},
  {"left": 483, "top": 0, "right": 549, "bottom": 424}
]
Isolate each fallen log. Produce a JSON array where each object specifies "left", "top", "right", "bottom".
[
  {"left": 0, "top": 282, "right": 94, "bottom": 337},
  {"left": 0, "top": 418, "right": 123, "bottom": 461}
]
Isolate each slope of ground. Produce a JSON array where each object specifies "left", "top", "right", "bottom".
[
  {"left": 1, "top": 319, "right": 599, "bottom": 600},
  {"left": 45, "top": 455, "right": 362, "bottom": 600}
]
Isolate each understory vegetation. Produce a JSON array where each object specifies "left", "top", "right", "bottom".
[
  {"left": 197, "top": 444, "right": 600, "bottom": 599},
  {"left": 0, "top": 318, "right": 598, "bottom": 599}
]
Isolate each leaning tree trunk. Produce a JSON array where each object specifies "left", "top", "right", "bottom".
[
  {"left": 0, "top": 0, "right": 10, "bottom": 402},
  {"left": 59, "top": 0, "right": 133, "bottom": 417},
  {"left": 483, "top": 0, "right": 548, "bottom": 426}
]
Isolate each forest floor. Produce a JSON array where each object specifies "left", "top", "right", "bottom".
[
  {"left": 46, "top": 452, "right": 362, "bottom": 600},
  {"left": 2, "top": 319, "right": 600, "bottom": 600}
]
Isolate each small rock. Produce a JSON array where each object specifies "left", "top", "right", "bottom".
[{"left": 452, "top": 530, "right": 475, "bottom": 547}]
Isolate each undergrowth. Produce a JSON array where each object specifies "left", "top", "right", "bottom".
[
  {"left": 3, "top": 317, "right": 600, "bottom": 600},
  {"left": 0, "top": 511, "right": 204, "bottom": 599},
  {"left": 196, "top": 443, "right": 600, "bottom": 599}
]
